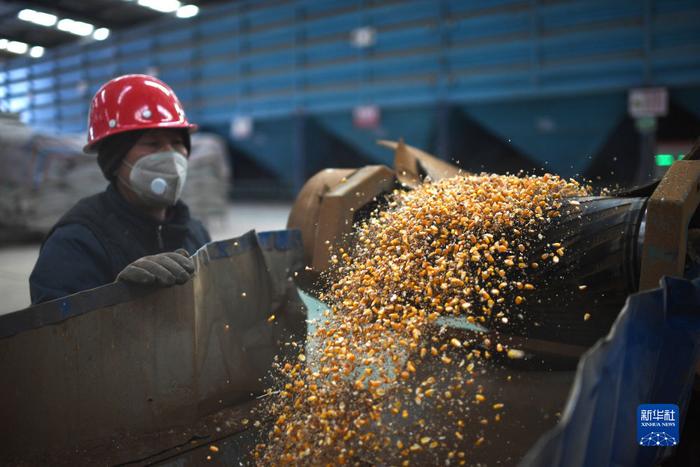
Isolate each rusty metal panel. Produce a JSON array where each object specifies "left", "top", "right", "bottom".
[
  {"left": 287, "top": 168, "right": 356, "bottom": 269},
  {"left": 640, "top": 160, "right": 700, "bottom": 290},
  {"left": 0, "top": 230, "right": 306, "bottom": 463},
  {"left": 312, "top": 165, "right": 396, "bottom": 271},
  {"left": 380, "top": 139, "right": 463, "bottom": 188}
]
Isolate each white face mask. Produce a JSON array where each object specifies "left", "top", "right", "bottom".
[{"left": 122, "top": 150, "right": 188, "bottom": 207}]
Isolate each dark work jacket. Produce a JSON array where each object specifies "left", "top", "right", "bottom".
[{"left": 29, "top": 184, "right": 211, "bottom": 305}]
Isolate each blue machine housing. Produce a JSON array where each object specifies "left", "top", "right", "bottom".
[{"left": 2, "top": 0, "right": 700, "bottom": 195}]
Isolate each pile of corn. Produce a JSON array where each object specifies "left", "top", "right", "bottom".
[{"left": 257, "top": 173, "right": 588, "bottom": 465}]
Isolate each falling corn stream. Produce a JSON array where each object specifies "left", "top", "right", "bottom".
[{"left": 256, "top": 173, "right": 589, "bottom": 465}]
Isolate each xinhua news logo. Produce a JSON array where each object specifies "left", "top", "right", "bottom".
[{"left": 637, "top": 404, "right": 680, "bottom": 447}]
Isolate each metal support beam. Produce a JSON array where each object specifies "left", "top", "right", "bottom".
[
  {"left": 293, "top": 111, "right": 307, "bottom": 195},
  {"left": 640, "top": 156, "right": 700, "bottom": 289}
]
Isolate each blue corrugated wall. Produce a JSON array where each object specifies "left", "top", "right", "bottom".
[
  {"left": 1, "top": 0, "right": 700, "bottom": 193},
  {"left": 463, "top": 93, "right": 628, "bottom": 175}
]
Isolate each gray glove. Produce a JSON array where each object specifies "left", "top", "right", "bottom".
[{"left": 117, "top": 249, "right": 195, "bottom": 286}]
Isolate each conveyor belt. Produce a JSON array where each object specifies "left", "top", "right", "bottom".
[{"left": 492, "top": 196, "right": 647, "bottom": 347}]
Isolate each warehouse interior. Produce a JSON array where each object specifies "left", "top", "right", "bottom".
[{"left": 1, "top": 1, "right": 700, "bottom": 466}]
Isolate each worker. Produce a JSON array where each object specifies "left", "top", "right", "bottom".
[{"left": 29, "top": 74, "right": 211, "bottom": 304}]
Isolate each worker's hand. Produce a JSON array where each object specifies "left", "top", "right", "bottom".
[{"left": 116, "top": 249, "right": 195, "bottom": 286}]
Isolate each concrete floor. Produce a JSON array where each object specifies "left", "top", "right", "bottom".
[{"left": 0, "top": 202, "right": 292, "bottom": 316}]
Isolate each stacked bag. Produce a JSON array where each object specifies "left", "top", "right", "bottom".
[{"left": 0, "top": 112, "right": 231, "bottom": 242}]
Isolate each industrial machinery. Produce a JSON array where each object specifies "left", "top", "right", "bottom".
[
  {"left": 288, "top": 139, "right": 700, "bottom": 354},
  {"left": 0, "top": 230, "right": 307, "bottom": 466},
  {"left": 282, "top": 139, "right": 700, "bottom": 465},
  {"left": 1, "top": 140, "right": 699, "bottom": 466}
]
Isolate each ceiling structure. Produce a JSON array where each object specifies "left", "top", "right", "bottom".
[{"left": 0, "top": 0, "right": 228, "bottom": 60}]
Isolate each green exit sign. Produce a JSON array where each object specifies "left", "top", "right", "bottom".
[{"left": 655, "top": 154, "right": 685, "bottom": 166}]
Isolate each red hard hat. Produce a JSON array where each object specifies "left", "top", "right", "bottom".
[{"left": 84, "top": 74, "right": 197, "bottom": 152}]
